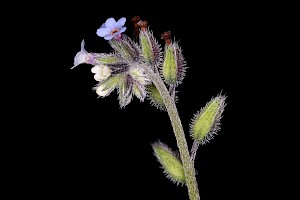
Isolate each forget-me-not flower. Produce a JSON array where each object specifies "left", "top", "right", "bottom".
[{"left": 96, "top": 17, "right": 127, "bottom": 40}]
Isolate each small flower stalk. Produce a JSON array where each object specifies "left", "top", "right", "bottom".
[{"left": 72, "top": 16, "right": 227, "bottom": 200}]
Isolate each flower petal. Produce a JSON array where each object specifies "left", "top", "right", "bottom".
[
  {"left": 116, "top": 17, "right": 126, "bottom": 28},
  {"left": 96, "top": 28, "right": 110, "bottom": 37},
  {"left": 100, "top": 23, "right": 106, "bottom": 28},
  {"left": 105, "top": 18, "right": 116, "bottom": 29},
  {"left": 81, "top": 39, "right": 87, "bottom": 53},
  {"left": 104, "top": 35, "right": 114, "bottom": 40},
  {"left": 72, "top": 52, "right": 86, "bottom": 69},
  {"left": 102, "top": 66, "right": 111, "bottom": 77},
  {"left": 119, "top": 27, "right": 127, "bottom": 33},
  {"left": 91, "top": 65, "right": 102, "bottom": 73},
  {"left": 94, "top": 73, "right": 105, "bottom": 81}
]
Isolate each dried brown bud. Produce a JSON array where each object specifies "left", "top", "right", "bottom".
[
  {"left": 131, "top": 16, "right": 141, "bottom": 38},
  {"left": 137, "top": 20, "right": 148, "bottom": 32},
  {"left": 161, "top": 31, "right": 172, "bottom": 45},
  {"left": 131, "top": 16, "right": 141, "bottom": 24}
]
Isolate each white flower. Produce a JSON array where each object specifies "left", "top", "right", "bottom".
[
  {"left": 96, "top": 84, "right": 110, "bottom": 97},
  {"left": 91, "top": 65, "right": 111, "bottom": 81},
  {"left": 71, "top": 40, "right": 89, "bottom": 69}
]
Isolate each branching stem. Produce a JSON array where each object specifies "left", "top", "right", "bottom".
[{"left": 145, "top": 68, "right": 200, "bottom": 200}]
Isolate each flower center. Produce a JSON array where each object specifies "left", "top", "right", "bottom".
[{"left": 111, "top": 28, "right": 120, "bottom": 35}]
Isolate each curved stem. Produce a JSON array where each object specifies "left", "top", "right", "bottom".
[{"left": 145, "top": 68, "right": 200, "bottom": 200}]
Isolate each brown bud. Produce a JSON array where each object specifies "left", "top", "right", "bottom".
[
  {"left": 137, "top": 20, "right": 148, "bottom": 32},
  {"left": 131, "top": 16, "right": 141, "bottom": 37},
  {"left": 161, "top": 31, "right": 172, "bottom": 45},
  {"left": 131, "top": 16, "right": 141, "bottom": 24}
]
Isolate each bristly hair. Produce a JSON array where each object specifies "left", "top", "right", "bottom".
[
  {"left": 173, "top": 41, "right": 187, "bottom": 85},
  {"left": 151, "top": 141, "right": 185, "bottom": 186},
  {"left": 159, "top": 41, "right": 187, "bottom": 86},
  {"left": 147, "top": 84, "right": 166, "bottom": 111},
  {"left": 108, "top": 62, "right": 130, "bottom": 75},
  {"left": 109, "top": 34, "right": 141, "bottom": 63},
  {"left": 93, "top": 52, "right": 122, "bottom": 65},
  {"left": 140, "top": 29, "right": 163, "bottom": 71},
  {"left": 189, "top": 93, "right": 227, "bottom": 145},
  {"left": 121, "top": 34, "right": 142, "bottom": 63},
  {"left": 117, "top": 74, "right": 133, "bottom": 108}
]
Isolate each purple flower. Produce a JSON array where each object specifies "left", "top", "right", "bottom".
[{"left": 96, "top": 17, "right": 127, "bottom": 40}]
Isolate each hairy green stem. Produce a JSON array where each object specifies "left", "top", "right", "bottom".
[{"left": 145, "top": 68, "right": 200, "bottom": 200}]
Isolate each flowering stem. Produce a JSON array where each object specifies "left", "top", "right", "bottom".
[{"left": 145, "top": 68, "right": 200, "bottom": 200}]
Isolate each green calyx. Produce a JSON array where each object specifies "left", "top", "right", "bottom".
[
  {"left": 190, "top": 95, "right": 226, "bottom": 144},
  {"left": 140, "top": 33, "right": 153, "bottom": 64},
  {"left": 102, "top": 74, "right": 123, "bottom": 91},
  {"left": 148, "top": 83, "right": 165, "bottom": 111},
  {"left": 109, "top": 38, "right": 136, "bottom": 61},
  {"left": 162, "top": 45, "right": 177, "bottom": 84},
  {"left": 96, "top": 55, "right": 120, "bottom": 64},
  {"left": 152, "top": 142, "right": 185, "bottom": 185}
]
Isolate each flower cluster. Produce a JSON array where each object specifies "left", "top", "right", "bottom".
[{"left": 72, "top": 17, "right": 150, "bottom": 107}]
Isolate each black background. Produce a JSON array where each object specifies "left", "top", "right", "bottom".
[{"left": 13, "top": 3, "right": 275, "bottom": 200}]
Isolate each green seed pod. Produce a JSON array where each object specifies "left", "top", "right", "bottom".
[
  {"left": 139, "top": 30, "right": 162, "bottom": 67},
  {"left": 190, "top": 95, "right": 226, "bottom": 144},
  {"left": 152, "top": 141, "right": 185, "bottom": 185},
  {"left": 109, "top": 34, "right": 141, "bottom": 62},
  {"left": 147, "top": 83, "right": 166, "bottom": 111},
  {"left": 161, "top": 42, "right": 186, "bottom": 85}
]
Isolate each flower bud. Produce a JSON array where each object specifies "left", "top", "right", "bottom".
[{"left": 91, "top": 65, "right": 111, "bottom": 81}]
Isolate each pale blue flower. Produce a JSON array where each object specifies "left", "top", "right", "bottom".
[{"left": 96, "top": 17, "right": 127, "bottom": 40}]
